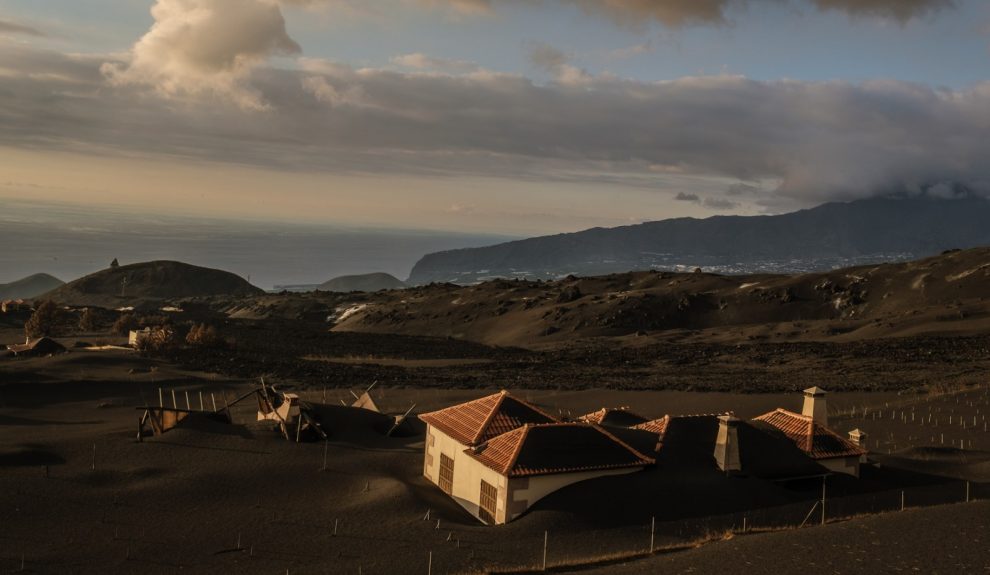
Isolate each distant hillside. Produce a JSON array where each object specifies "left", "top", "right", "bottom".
[
  {"left": 408, "top": 197, "right": 990, "bottom": 284},
  {"left": 0, "top": 273, "right": 64, "bottom": 300},
  {"left": 318, "top": 273, "right": 406, "bottom": 293},
  {"left": 333, "top": 247, "right": 990, "bottom": 348},
  {"left": 42, "top": 261, "right": 263, "bottom": 307}
]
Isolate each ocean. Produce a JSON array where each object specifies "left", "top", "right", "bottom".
[{"left": 0, "top": 200, "right": 513, "bottom": 290}]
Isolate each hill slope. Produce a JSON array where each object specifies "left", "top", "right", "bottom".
[
  {"left": 318, "top": 272, "right": 406, "bottom": 293},
  {"left": 408, "top": 197, "right": 990, "bottom": 284},
  {"left": 0, "top": 273, "right": 64, "bottom": 299},
  {"left": 333, "top": 247, "right": 990, "bottom": 347},
  {"left": 42, "top": 261, "right": 263, "bottom": 307}
]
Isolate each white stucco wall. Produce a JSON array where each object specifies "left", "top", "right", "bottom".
[
  {"left": 820, "top": 456, "right": 859, "bottom": 477},
  {"left": 424, "top": 425, "right": 509, "bottom": 524},
  {"left": 506, "top": 466, "right": 644, "bottom": 522}
]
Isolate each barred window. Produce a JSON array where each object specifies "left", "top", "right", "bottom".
[
  {"left": 439, "top": 453, "right": 455, "bottom": 494},
  {"left": 479, "top": 480, "right": 498, "bottom": 524}
]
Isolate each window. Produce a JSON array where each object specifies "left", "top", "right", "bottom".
[
  {"left": 438, "top": 453, "right": 454, "bottom": 494},
  {"left": 479, "top": 480, "right": 498, "bottom": 524}
]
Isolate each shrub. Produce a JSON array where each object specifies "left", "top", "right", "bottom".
[
  {"left": 135, "top": 325, "right": 178, "bottom": 353},
  {"left": 25, "top": 300, "right": 60, "bottom": 338},
  {"left": 185, "top": 323, "right": 225, "bottom": 348}
]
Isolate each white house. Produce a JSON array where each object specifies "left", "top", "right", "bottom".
[{"left": 420, "top": 391, "right": 653, "bottom": 524}]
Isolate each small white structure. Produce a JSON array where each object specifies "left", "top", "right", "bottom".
[
  {"left": 754, "top": 387, "right": 866, "bottom": 477},
  {"left": 802, "top": 386, "right": 829, "bottom": 425},
  {"left": 420, "top": 391, "right": 653, "bottom": 524},
  {"left": 714, "top": 414, "right": 742, "bottom": 473},
  {"left": 128, "top": 328, "right": 151, "bottom": 348}
]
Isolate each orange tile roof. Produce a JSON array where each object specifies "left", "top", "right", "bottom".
[
  {"left": 633, "top": 415, "right": 671, "bottom": 437},
  {"left": 753, "top": 409, "right": 866, "bottom": 460},
  {"left": 577, "top": 407, "right": 649, "bottom": 427},
  {"left": 466, "top": 423, "right": 655, "bottom": 477},
  {"left": 419, "top": 391, "right": 557, "bottom": 446}
]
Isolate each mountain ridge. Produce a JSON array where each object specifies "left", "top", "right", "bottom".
[
  {"left": 0, "top": 273, "right": 64, "bottom": 300},
  {"left": 41, "top": 260, "right": 263, "bottom": 307},
  {"left": 408, "top": 197, "right": 990, "bottom": 284}
]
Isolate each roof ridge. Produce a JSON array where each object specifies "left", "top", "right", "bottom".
[
  {"left": 588, "top": 423, "right": 656, "bottom": 464},
  {"left": 472, "top": 391, "right": 509, "bottom": 444},
  {"left": 503, "top": 424, "right": 532, "bottom": 474}
]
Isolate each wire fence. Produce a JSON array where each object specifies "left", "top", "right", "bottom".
[{"left": 470, "top": 479, "right": 985, "bottom": 573}]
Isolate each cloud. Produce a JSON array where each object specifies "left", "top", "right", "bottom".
[
  {"left": 810, "top": 0, "right": 954, "bottom": 21},
  {"left": 527, "top": 42, "right": 591, "bottom": 83},
  {"left": 102, "top": 0, "right": 301, "bottom": 110},
  {"left": 0, "top": 19, "right": 44, "bottom": 37},
  {"left": 674, "top": 192, "right": 700, "bottom": 202},
  {"left": 392, "top": 53, "right": 481, "bottom": 74},
  {"left": 7, "top": 44, "right": 990, "bottom": 212},
  {"left": 407, "top": 0, "right": 955, "bottom": 28},
  {"left": 702, "top": 196, "right": 738, "bottom": 210}
]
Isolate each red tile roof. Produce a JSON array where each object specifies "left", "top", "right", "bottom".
[
  {"left": 577, "top": 407, "right": 649, "bottom": 427},
  {"left": 467, "top": 423, "right": 655, "bottom": 477},
  {"left": 419, "top": 391, "right": 557, "bottom": 446},
  {"left": 633, "top": 415, "right": 671, "bottom": 437},
  {"left": 754, "top": 409, "right": 866, "bottom": 460}
]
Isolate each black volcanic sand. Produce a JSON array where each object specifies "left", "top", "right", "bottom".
[
  {"left": 580, "top": 501, "right": 990, "bottom": 575},
  {"left": 2, "top": 351, "right": 989, "bottom": 574},
  {"left": 149, "top": 319, "right": 990, "bottom": 393}
]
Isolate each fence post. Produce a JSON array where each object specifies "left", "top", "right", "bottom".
[
  {"left": 821, "top": 476, "right": 826, "bottom": 526},
  {"left": 901, "top": 490, "right": 905, "bottom": 511},
  {"left": 542, "top": 530, "right": 548, "bottom": 572},
  {"left": 966, "top": 481, "right": 971, "bottom": 503},
  {"left": 428, "top": 551, "right": 432, "bottom": 575},
  {"left": 650, "top": 516, "right": 655, "bottom": 553}
]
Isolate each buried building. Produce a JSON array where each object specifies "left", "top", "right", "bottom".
[
  {"left": 753, "top": 387, "right": 866, "bottom": 477},
  {"left": 423, "top": 387, "right": 868, "bottom": 525},
  {"left": 420, "top": 391, "right": 653, "bottom": 524}
]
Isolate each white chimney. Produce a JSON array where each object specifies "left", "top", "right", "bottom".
[
  {"left": 802, "top": 387, "right": 828, "bottom": 426},
  {"left": 714, "top": 414, "right": 741, "bottom": 473},
  {"left": 848, "top": 428, "right": 866, "bottom": 447}
]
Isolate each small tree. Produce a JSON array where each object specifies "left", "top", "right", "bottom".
[
  {"left": 25, "top": 300, "right": 60, "bottom": 338},
  {"left": 78, "top": 308, "right": 98, "bottom": 332},
  {"left": 110, "top": 258, "right": 119, "bottom": 268}
]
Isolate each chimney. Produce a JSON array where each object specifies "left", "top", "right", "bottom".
[
  {"left": 714, "top": 414, "right": 741, "bottom": 473},
  {"left": 802, "top": 387, "right": 828, "bottom": 426},
  {"left": 848, "top": 428, "right": 869, "bottom": 462}
]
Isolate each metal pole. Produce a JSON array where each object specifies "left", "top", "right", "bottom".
[
  {"left": 650, "top": 516, "right": 655, "bottom": 553},
  {"left": 428, "top": 551, "right": 432, "bottom": 575},
  {"left": 158, "top": 388, "right": 163, "bottom": 407},
  {"left": 821, "top": 476, "right": 826, "bottom": 526},
  {"left": 543, "top": 530, "right": 548, "bottom": 571},
  {"left": 171, "top": 389, "right": 177, "bottom": 409}
]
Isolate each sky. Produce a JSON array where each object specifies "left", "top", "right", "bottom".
[{"left": 1, "top": 0, "right": 989, "bottom": 236}]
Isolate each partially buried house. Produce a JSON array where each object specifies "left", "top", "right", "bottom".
[
  {"left": 753, "top": 387, "right": 866, "bottom": 477},
  {"left": 420, "top": 391, "right": 653, "bottom": 524}
]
